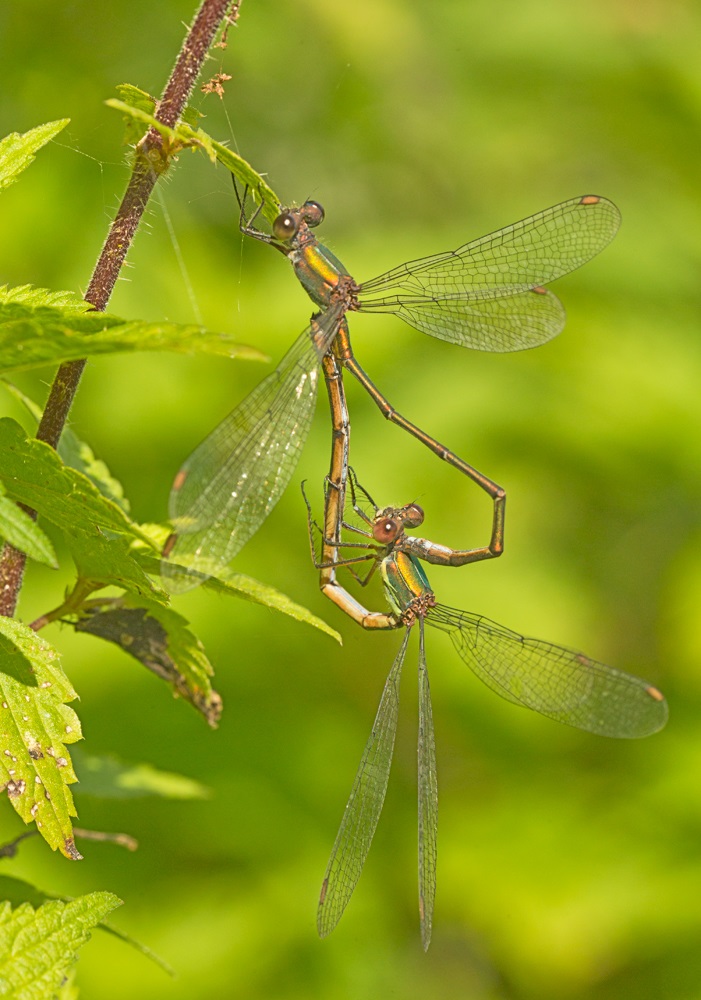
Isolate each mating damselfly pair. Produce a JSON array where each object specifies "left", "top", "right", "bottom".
[
  {"left": 161, "top": 186, "right": 667, "bottom": 948},
  {"left": 162, "top": 190, "right": 619, "bottom": 588}
]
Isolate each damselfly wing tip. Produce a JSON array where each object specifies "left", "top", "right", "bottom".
[
  {"left": 419, "top": 895, "right": 432, "bottom": 952},
  {"left": 644, "top": 685, "right": 669, "bottom": 736}
]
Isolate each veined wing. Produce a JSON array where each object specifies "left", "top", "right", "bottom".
[
  {"left": 427, "top": 605, "right": 667, "bottom": 738},
  {"left": 318, "top": 628, "right": 410, "bottom": 939},
  {"left": 360, "top": 285, "right": 565, "bottom": 352},
  {"left": 360, "top": 196, "right": 620, "bottom": 295},
  {"left": 417, "top": 620, "right": 437, "bottom": 952},
  {"left": 162, "top": 304, "right": 344, "bottom": 592},
  {"left": 357, "top": 196, "right": 620, "bottom": 352}
]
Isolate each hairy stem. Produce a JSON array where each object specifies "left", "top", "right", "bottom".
[{"left": 0, "top": 0, "right": 240, "bottom": 617}]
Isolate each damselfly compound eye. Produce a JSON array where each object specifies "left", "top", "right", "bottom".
[
  {"left": 272, "top": 211, "right": 299, "bottom": 241},
  {"left": 373, "top": 517, "right": 400, "bottom": 543},
  {"left": 404, "top": 504, "right": 424, "bottom": 528},
  {"left": 301, "top": 201, "right": 325, "bottom": 228}
]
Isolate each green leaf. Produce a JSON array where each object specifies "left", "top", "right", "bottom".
[
  {"left": 0, "top": 120, "right": 69, "bottom": 192},
  {"left": 0, "top": 618, "right": 82, "bottom": 859},
  {"left": 0, "top": 418, "right": 161, "bottom": 599},
  {"left": 104, "top": 97, "right": 282, "bottom": 222},
  {"left": 1, "top": 381, "right": 130, "bottom": 511},
  {"left": 67, "top": 532, "right": 162, "bottom": 601},
  {"left": 113, "top": 85, "right": 202, "bottom": 142},
  {"left": 0, "top": 876, "right": 172, "bottom": 977},
  {"left": 0, "top": 490, "right": 57, "bottom": 567},
  {"left": 134, "top": 542, "right": 343, "bottom": 644},
  {"left": 0, "top": 284, "right": 267, "bottom": 375},
  {"left": 0, "top": 286, "right": 91, "bottom": 314},
  {"left": 0, "top": 891, "right": 121, "bottom": 999},
  {"left": 113, "top": 84, "right": 158, "bottom": 146},
  {"left": 180, "top": 105, "right": 204, "bottom": 130},
  {"left": 73, "top": 598, "right": 221, "bottom": 726},
  {"left": 0, "top": 418, "right": 136, "bottom": 536},
  {"left": 55, "top": 434, "right": 129, "bottom": 513},
  {"left": 207, "top": 571, "right": 343, "bottom": 644},
  {"left": 72, "top": 749, "right": 210, "bottom": 799},
  {"left": 116, "top": 83, "right": 156, "bottom": 114}
]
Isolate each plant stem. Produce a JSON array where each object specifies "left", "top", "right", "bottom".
[
  {"left": 0, "top": 827, "right": 138, "bottom": 858},
  {"left": 0, "top": 0, "right": 240, "bottom": 618},
  {"left": 0, "top": 829, "right": 38, "bottom": 858},
  {"left": 29, "top": 579, "right": 103, "bottom": 632},
  {"left": 73, "top": 828, "right": 139, "bottom": 852}
]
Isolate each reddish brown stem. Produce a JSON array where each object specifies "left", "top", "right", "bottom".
[{"left": 0, "top": 0, "right": 239, "bottom": 617}]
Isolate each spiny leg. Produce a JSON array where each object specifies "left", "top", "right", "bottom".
[{"left": 232, "top": 175, "right": 273, "bottom": 244}]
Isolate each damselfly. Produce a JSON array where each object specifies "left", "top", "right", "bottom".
[
  {"left": 163, "top": 194, "right": 619, "bottom": 589},
  {"left": 305, "top": 473, "right": 667, "bottom": 949}
]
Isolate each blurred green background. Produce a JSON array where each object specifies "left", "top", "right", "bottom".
[{"left": 1, "top": 0, "right": 700, "bottom": 997}]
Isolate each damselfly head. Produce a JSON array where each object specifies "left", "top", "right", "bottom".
[
  {"left": 371, "top": 501, "right": 424, "bottom": 543},
  {"left": 272, "top": 201, "right": 325, "bottom": 243}
]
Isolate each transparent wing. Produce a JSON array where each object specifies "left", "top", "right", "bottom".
[
  {"left": 417, "top": 619, "right": 437, "bottom": 952},
  {"left": 361, "top": 286, "right": 565, "bottom": 352},
  {"left": 162, "top": 304, "right": 344, "bottom": 592},
  {"left": 427, "top": 605, "right": 667, "bottom": 738},
  {"left": 358, "top": 196, "right": 620, "bottom": 352},
  {"left": 317, "top": 628, "right": 410, "bottom": 939}
]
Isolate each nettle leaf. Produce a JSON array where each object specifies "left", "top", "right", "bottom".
[
  {"left": 0, "top": 419, "right": 160, "bottom": 598},
  {"left": 0, "top": 286, "right": 91, "bottom": 314},
  {"left": 2, "top": 381, "right": 130, "bottom": 511},
  {"left": 74, "top": 599, "right": 221, "bottom": 726},
  {"left": 113, "top": 84, "right": 158, "bottom": 146},
  {"left": 0, "top": 876, "right": 171, "bottom": 977},
  {"left": 0, "top": 489, "right": 57, "bottom": 567},
  {"left": 0, "top": 618, "right": 82, "bottom": 859},
  {"left": 114, "top": 84, "right": 202, "bottom": 143},
  {"left": 0, "top": 120, "right": 69, "bottom": 192},
  {"left": 134, "top": 540, "right": 342, "bottom": 644},
  {"left": 0, "top": 419, "right": 134, "bottom": 536},
  {"left": 0, "top": 891, "right": 121, "bottom": 999},
  {"left": 105, "top": 96, "right": 281, "bottom": 222},
  {"left": 208, "top": 571, "right": 343, "bottom": 644},
  {"left": 0, "top": 284, "right": 266, "bottom": 375},
  {"left": 57, "top": 432, "right": 130, "bottom": 513},
  {"left": 67, "top": 532, "right": 162, "bottom": 601},
  {"left": 72, "top": 750, "right": 210, "bottom": 800}
]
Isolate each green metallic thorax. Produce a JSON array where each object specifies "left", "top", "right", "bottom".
[
  {"left": 291, "top": 242, "right": 350, "bottom": 308},
  {"left": 381, "top": 550, "right": 433, "bottom": 617}
]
